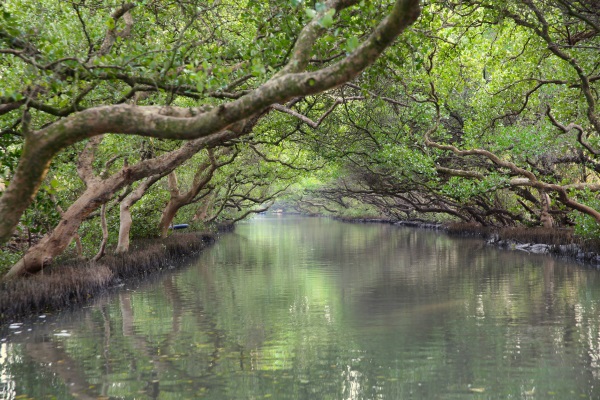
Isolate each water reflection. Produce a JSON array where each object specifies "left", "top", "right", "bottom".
[{"left": 2, "top": 216, "right": 600, "bottom": 399}]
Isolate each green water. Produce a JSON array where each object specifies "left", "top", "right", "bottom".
[{"left": 2, "top": 216, "right": 600, "bottom": 399}]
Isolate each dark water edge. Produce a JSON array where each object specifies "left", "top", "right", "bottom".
[
  {"left": 0, "top": 232, "right": 215, "bottom": 324},
  {"left": 333, "top": 215, "right": 600, "bottom": 268}
]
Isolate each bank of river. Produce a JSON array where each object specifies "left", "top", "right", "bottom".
[
  {"left": 0, "top": 232, "right": 215, "bottom": 323},
  {"left": 337, "top": 216, "right": 600, "bottom": 266},
  {"left": 2, "top": 216, "right": 600, "bottom": 399}
]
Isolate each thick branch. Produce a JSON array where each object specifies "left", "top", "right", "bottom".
[
  {"left": 271, "top": 96, "right": 364, "bottom": 128},
  {"left": 76, "top": 136, "right": 104, "bottom": 186},
  {"left": 428, "top": 136, "right": 600, "bottom": 225},
  {"left": 97, "top": 4, "right": 136, "bottom": 57}
]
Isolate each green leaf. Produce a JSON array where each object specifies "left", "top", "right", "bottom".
[
  {"left": 252, "top": 60, "right": 266, "bottom": 76},
  {"left": 106, "top": 17, "right": 115, "bottom": 30},
  {"left": 346, "top": 36, "right": 359, "bottom": 52},
  {"left": 319, "top": 9, "right": 335, "bottom": 28},
  {"left": 305, "top": 9, "right": 316, "bottom": 19}
]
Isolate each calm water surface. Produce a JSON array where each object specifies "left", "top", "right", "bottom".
[{"left": 2, "top": 216, "right": 600, "bottom": 399}]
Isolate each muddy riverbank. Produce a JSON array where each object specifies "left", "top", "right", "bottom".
[{"left": 0, "top": 232, "right": 215, "bottom": 323}]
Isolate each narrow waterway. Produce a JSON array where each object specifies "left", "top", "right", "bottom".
[{"left": 2, "top": 216, "right": 600, "bottom": 399}]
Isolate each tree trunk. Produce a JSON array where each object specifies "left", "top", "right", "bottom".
[
  {"left": 51, "top": 194, "right": 85, "bottom": 259},
  {"left": 193, "top": 191, "right": 215, "bottom": 222},
  {"left": 116, "top": 175, "right": 162, "bottom": 254},
  {"left": 115, "top": 200, "right": 133, "bottom": 254},
  {"left": 539, "top": 190, "right": 554, "bottom": 228},
  {"left": 92, "top": 204, "right": 109, "bottom": 261},
  {"left": 4, "top": 189, "right": 107, "bottom": 279},
  {"left": 157, "top": 150, "right": 228, "bottom": 237},
  {"left": 159, "top": 201, "right": 182, "bottom": 238}
]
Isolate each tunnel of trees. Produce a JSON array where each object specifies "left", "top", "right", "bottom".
[{"left": 0, "top": 0, "right": 599, "bottom": 279}]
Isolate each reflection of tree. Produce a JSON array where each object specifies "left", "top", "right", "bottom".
[
  {"left": 575, "top": 293, "right": 600, "bottom": 381},
  {"left": 184, "top": 225, "right": 374, "bottom": 397},
  {"left": 0, "top": 344, "right": 17, "bottom": 399},
  {"left": 8, "top": 270, "right": 239, "bottom": 399},
  {"left": 24, "top": 341, "right": 99, "bottom": 400},
  {"left": 119, "top": 291, "right": 164, "bottom": 399},
  {"left": 118, "top": 276, "right": 222, "bottom": 398}
]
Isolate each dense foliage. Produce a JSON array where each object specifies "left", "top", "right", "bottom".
[{"left": 286, "top": 1, "right": 600, "bottom": 231}]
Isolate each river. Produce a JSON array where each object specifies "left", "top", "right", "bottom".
[{"left": 2, "top": 216, "right": 600, "bottom": 399}]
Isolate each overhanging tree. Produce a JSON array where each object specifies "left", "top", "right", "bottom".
[{"left": 0, "top": 0, "right": 422, "bottom": 246}]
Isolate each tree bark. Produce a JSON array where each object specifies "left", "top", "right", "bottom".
[
  {"left": 539, "top": 190, "right": 554, "bottom": 228},
  {"left": 158, "top": 172, "right": 183, "bottom": 238},
  {"left": 159, "top": 202, "right": 180, "bottom": 238},
  {"left": 115, "top": 175, "right": 162, "bottom": 254},
  {"left": 193, "top": 191, "right": 215, "bottom": 222},
  {"left": 5, "top": 188, "right": 109, "bottom": 279},
  {"left": 92, "top": 204, "right": 109, "bottom": 261},
  {"left": 50, "top": 194, "right": 84, "bottom": 259}
]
